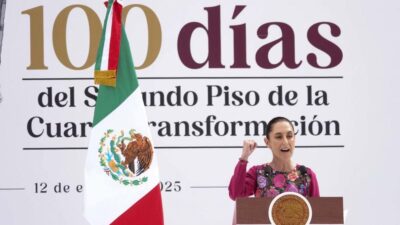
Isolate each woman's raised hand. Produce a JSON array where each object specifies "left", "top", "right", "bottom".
[{"left": 240, "top": 140, "right": 257, "bottom": 161}]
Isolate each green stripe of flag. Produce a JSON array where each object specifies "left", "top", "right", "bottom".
[{"left": 93, "top": 27, "right": 139, "bottom": 126}]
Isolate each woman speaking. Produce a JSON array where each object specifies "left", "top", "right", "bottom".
[{"left": 229, "top": 116, "right": 320, "bottom": 200}]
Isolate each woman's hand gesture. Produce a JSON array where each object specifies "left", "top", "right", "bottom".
[{"left": 240, "top": 140, "right": 257, "bottom": 161}]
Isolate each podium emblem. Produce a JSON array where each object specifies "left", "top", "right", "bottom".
[{"left": 268, "top": 192, "right": 312, "bottom": 225}]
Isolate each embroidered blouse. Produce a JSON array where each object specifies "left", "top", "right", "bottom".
[{"left": 229, "top": 159, "right": 320, "bottom": 200}]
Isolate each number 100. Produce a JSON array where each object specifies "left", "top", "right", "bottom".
[{"left": 21, "top": 4, "right": 161, "bottom": 70}]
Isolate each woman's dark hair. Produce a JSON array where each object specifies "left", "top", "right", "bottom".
[{"left": 265, "top": 116, "right": 295, "bottom": 139}]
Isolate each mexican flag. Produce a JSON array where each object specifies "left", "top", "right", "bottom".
[{"left": 84, "top": 1, "right": 164, "bottom": 224}]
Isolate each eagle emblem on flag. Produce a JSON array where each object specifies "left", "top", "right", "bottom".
[{"left": 98, "top": 129, "right": 153, "bottom": 186}]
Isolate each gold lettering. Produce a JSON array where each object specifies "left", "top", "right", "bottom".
[
  {"left": 22, "top": 6, "right": 48, "bottom": 70},
  {"left": 53, "top": 5, "right": 101, "bottom": 70},
  {"left": 123, "top": 5, "right": 162, "bottom": 70}
]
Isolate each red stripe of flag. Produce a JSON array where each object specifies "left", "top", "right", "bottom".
[
  {"left": 108, "top": 1, "right": 122, "bottom": 71},
  {"left": 111, "top": 184, "right": 164, "bottom": 225}
]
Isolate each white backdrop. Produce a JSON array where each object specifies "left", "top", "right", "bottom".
[{"left": 0, "top": 1, "right": 399, "bottom": 225}]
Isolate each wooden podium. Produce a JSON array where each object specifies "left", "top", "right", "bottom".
[{"left": 236, "top": 197, "right": 343, "bottom": 224}]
